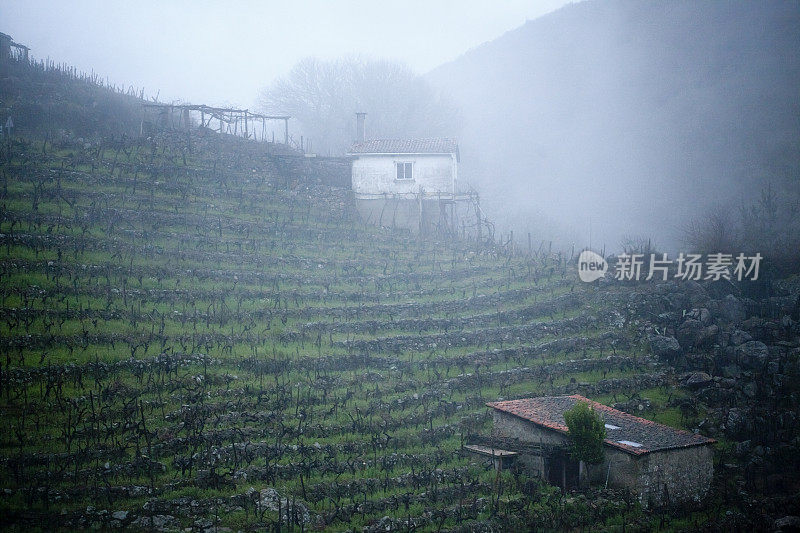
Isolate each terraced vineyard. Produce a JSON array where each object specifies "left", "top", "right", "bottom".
[{"left": 0, "top": 130, "right": 698, "bottom": 531}]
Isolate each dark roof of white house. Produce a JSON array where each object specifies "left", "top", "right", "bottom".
[
  {"left": 348, "top": 138, "right": 459, "bottom": 156},
  {"left": 487, "top": 395, "right": 715, "bottom": 456}
]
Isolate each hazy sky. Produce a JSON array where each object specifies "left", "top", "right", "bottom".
[{"left": 2, "top": 0, "right": 572, "bottom": 108}]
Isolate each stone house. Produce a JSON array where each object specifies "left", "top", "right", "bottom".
[{"left": 486, "top": 395, "right": 715, "bottom": 508}]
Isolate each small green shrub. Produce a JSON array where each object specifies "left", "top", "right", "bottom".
[{"left": 564, "top": 401, "right": 606, "bottom": 465}]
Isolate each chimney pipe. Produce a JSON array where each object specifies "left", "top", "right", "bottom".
[{"left": 356, "top": 112, "right": 366, "bottom": 142}]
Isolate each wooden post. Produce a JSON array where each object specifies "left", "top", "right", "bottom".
[
  {"left": 475, "top": 199, "right": 482, "bottom": 246},
  {"left": 418, "top": 189, "right": 424, "bottom": 235},
  {"left": 579, "top": 460, "right": 587, "bottom": 488},
  {"left": 284, "top": 119, "right": 289, "bottom": 144}
]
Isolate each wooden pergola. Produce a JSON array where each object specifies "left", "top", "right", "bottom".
[{"left": 140, "top": 103, "right": 290, "bottom": 143}]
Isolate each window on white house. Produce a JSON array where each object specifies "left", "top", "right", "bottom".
[{"left": 395, "top": 162, "right": 413, "bottom": 180}]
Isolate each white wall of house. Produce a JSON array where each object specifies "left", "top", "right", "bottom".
[{"left": 351, "top": 153, "right": 457, "bottom": 197}]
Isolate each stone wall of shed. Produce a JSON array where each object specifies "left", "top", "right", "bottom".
[
  {"left": 636, "top": 445, "right": 713, "bottom": 508},
  {"left": 492, "top": 410, "right": 569, "bottom": 478},
  {"left": 490, "top": 410, "right": 714, "bottom": 508},
  {"left": 589, "top": 448, "right": 638, "bottom": 491},
  {"left": 492, "top": 411, "right": 642, "bottom": 494},
  {"left": 492, "top": 410, "right": 569, "bottom": 445}
]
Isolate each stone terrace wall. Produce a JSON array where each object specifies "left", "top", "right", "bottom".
[{"left": 271, "top": 155, "right": 352, "bottom": 188}]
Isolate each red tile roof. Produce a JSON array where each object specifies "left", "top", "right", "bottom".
[
  {"left": 487, "top": 395, "right": 715, "bottom": 456},
  {"left": 348, "top": 138, "right": 459, "bottom": 156}
]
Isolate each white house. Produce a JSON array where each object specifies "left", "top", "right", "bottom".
[
  {"left": 349, "top": 138, "right": 460, "bottom": 198},
  {"left": 346, "top": 115, "right": 474, "bottom": 234}
]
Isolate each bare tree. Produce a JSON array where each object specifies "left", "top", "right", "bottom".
[
  {"left": 259, "top": 56, "right": 461, "bottom": 154},
  {"left": 681, "top": 186, "right": 800, "bottom": 275}
]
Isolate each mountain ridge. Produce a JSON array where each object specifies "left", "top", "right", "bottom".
[{"left": 428, "top": 0, "right": 800, "bottom": 251}]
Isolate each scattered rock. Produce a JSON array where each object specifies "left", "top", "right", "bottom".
[
  {"left": 685, "top": 351, "right": 711, "bottom": 369},
  {"left": 767, "top": 360, "right": 780, "bottom": 374},
  {"left": 774, "top": 515, "right": 800, "bottom": 531},
  {"left": 734, "top": 440, "right": 751, "bottom": 456},
  {"left": 686, "top": 307, "right": 711, "bottom": 325},
  {"left": 683, "top": 281, "right": 709, "bottom": 307},
  {"left": 258, "top": 487, "right": 311, "bottom": 525},
  {"left": 649, "top": 334, "right": 681, "bottom": 359},
  {"left": 681, "top": 371, "right": 713, "bottom": 389},
  {"left": 613, "top": 397, "right": 652, "bottom": 414},
  {"left": 698, "top": 324, "right": 719, "bottom": 346},
  {"left": 736, "top": 341, "right": 769, "bottom": 369},
  {"left": 729, "top": 329, "right": 752, "bottom": 346},
  {"left": 741, "top": 317, "right": 769, "bottom": 341},
  {"left": 721, "top": 364, "right": 741, "bottom": 379},
  {"left": 130, "top": 515, "right": 176, "bottom": 530},
  {"left": 717, "top": 377, "right": 737, "bottom": 389},
  {"left": 718, "top": 294, "right": 746, "bottom": 324},
  {"left": 725, "top": 408, "right": 747, "bottom": 437},
  {"left": 677, "top": 319, "right": 704, "bottom": 348}
]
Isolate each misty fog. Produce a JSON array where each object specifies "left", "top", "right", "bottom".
[
  {"left": 258, "top": 57, "right": 461, "bottom": 155},
  {"left": 428, "top": 1, "right": 800, "bottom": 253},
  {"left": 3, "top": 2, "right": 800, "bottom": 530}
]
